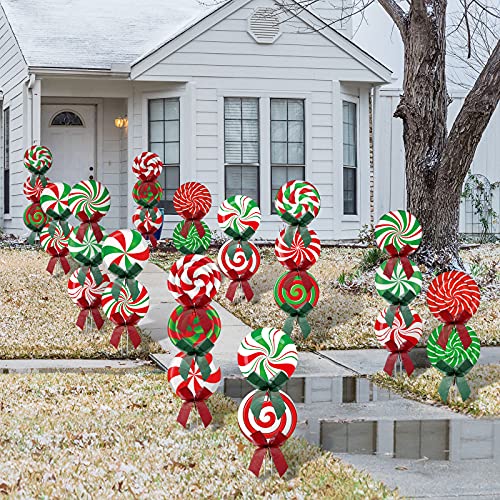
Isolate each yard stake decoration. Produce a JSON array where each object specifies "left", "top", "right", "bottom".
[
  {"left": 131, "top": 152, "right": 164, "bottom": 247},
  {"left": 237, "top": 327, "right": 298, "bottom": 477},
  {"left": 426, "top": 271, "right": 481, "bottom": 401},
  {"left": 217, "top": 195, "right": 262, "bottom": 302},
  {"left": 373, "top": 210, "right": 423, "bottom": 376},
  {"left": 101, "top": 229, "right": 151, "bottom": 349},
  {"left": 274, "top": 180, "right": 321, "bottom": 338}
]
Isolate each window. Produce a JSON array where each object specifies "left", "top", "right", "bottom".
[
  {"left": 3, "top": 108, "right": 10, "bottom": 215},
  {"left": 148, "top": 98, "right": 180, "bottom": 214},
  {"left": 51, "top": 111, "right": 84, "bottom": 126},
  {"left": 343, "top": 100, "right": 357, "bottom": 215},
  {"left": 224, "top": 97, "right": 259, "bottom": 202},
  {"left": 271, "top": 99, "right": 305, "bottom": 210}
]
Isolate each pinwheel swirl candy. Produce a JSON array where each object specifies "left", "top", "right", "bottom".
[
  {"left": 24, "top": 145, "right": 52, "bottom": 175},
  {"left": 40, "top": 182, "right": 71, "bottom": 221},
  {"left": 23, "top": 202, "right": 48, "bottom": 238},
  {"left": 217, "top": 195, "right": 261, "bottom": 240},
  {"left": 23, "top": 175, "right": 50, "bottom": 202},
  {"left": 375, "top": 260, "right": 422, "bottom": 302},
  {"left": 275, "top": 180, "right": 321, "bottom": 225},
  {"left": 172, "top": 220, "right": 211, "bottom": 255},
  {"left": 68, "top": 224, "right": 105, "bottom": 267},
  {"left": 167, "top": 254, "right": 221, "bottom": 307},
  {"left": 132, "top": 152, "right": 163, "bottom": 181},
  {"left": 132, "top": 180, "right": 163, "bottom": 208},
  {"left": 173, "top": 182, "right": 212, "bottom": 220},
  {"left": 69, "top": 180, "right": 111, "bottom": 222},
  {"left": 374, "top": 210, "right": 422, "bottom": 256},
  {"left": 375, "top": 308, "right": 422, "bottom": 351},
  {"left": 275, "top": 227, "right": 321, "bottom": 271},
  {"left": 40, "top": 222, "right": 73, "bottom": 274},
  {"left": 132, "top": 207, "right": 162, "bottom": 235}
]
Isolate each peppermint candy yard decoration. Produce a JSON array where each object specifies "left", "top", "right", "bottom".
[
  {"left": 23, "top": 175, "right": 49, "bottom": 202},
  {"left": 237, "top": 327, "right": 298, "bottom": 477},
  {"left": 40, "top": 182, "right": 72, "bottom": 234},
  {"left": 132, "top": 151, "right": 163, "bottom": 181},
  {"left": 23, "top": 145, "right": 52, "bottom": 185},
  {"left": 23, "top": 202, "right": 48, "bottom": 244},
  {"left": 275, "top": 228, "right": 321, "bottom": 271},
  {"left": 173, "top": 220, "right": 211, "bottom": 255},
  {"left": 217, "top": 195, "right": 261, "bottom": 241},
  {"left": 373, "top": 210, "right": 423, "bottom": 376},
  {"left": 426, "top": 271, "right": 481, "bottom": 401},
  {"left": 275, "top": 180, "right": 320, "bottom": 230},
  {"left": 132, "top": 207, "right": 163, "bottom": 247},
  {"left": 40, "top": 222, "right": 73, "bottom": 275}
]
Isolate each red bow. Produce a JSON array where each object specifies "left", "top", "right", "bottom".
[
  {"left": 437, "top": 310, "right": 472, "bottom": 349},
  {"left": 109, "top": 314, "right": 142, "bottom": 348},
  {"left": 176, "top": 387, "right": 213, "bottom": 428},
  {"left": 76, "top": 221, "right": 104, "bottom": 242},
  {"left": 180, "top": 219, "right": 205, "bottom": 238},
  {"left": 281, "top": 269, "right": 313, "bottom": 291},
  {"left": 146, "top": 232, "right": 158, "bottom": 248},
  {"left": 46, "top": 249, "right": 71, "bottom": 275},
  {"left": 383, "top": 244, "right": 415, "bottom": 279},
  {"left": 248, "top": 431, "right": 288, "bottom": 477},
  {"left": 75, "top": 302, "right": 105, "bottom": 331},
  {"left": 383, "top": 339, "right": 415, "bottom": 376},
  {"left": 226, "top": 278, "right": 254, "bottom": 302}
]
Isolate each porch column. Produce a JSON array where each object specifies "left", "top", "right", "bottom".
[
  {"left": 32, "top": 78, "right": 42, "bottom": 145},
  {"left": 331, "top": 80, "right": 342, "bottom": 240}
]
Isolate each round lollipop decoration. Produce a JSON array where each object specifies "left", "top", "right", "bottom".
[
  {"left": 373, "top": 210, "right": 423, "bottom": 376},
  {"left": 237, "top": 327, "right": 298, "bottom": 477},
  {"left": 426, "top": 271, "right": 481, "bottom": 401},
  {"left": 40, "top": 222, "right": 73, "bottom": 275},
  {"left": 131, "top": 152, "right": 163, "bottom": 247},
  {"left": 273, "top": 180, "right": 321, "bottom": 338},
  {"left": 23, "top": 145, "right": 52, "bottom": 185},
  {"left": 40, "top": 182, "right": 72, "bottom": 234},
  {"left": 23, "top": 202, "right": 48, "bottom": 244}
]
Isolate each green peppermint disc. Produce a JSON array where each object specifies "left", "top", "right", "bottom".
[
  {"left": 172, "top": 220, "right": 211, "bottom": 255},
  {"left": 374, "top": 210, "right": 422, "bottom": 255},
  {"left": 375, "top": 259, "right": 422, "bottom": 303},
  {"left": 427, "top": 325, "right": 480, "bottom": 371}
]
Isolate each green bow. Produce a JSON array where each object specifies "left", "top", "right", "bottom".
[
  {"left": 77, "top": 265, "right": 103, "bottom": 286},
  {"left": 224, "top": 226, "right": 255, "bottom": 242},
  {"left": 247, "top": 372, "right": 290, "bottom": 419},
  {"left": 280, "top": 302, "right": 314, "bottom": 338},
  {"left": 176, "top": 336, "right": 215, "bottom": 381},
  {"left": 435, "top": 359, "right": 474, "bottom": 402},
  {"left": 279, "top": 210, "right": 315, "bottom": 228},
  {"left": 227, "top": 240, "right": 253, "bottom": 261},
  {"left": 381, "top": 289, "right": 417, "bottom": 327},
  {"left": 283, "top": 225, "right": 312, "bottom": 248}
]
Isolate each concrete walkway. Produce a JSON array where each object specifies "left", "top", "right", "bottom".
[{"left": 0, "top": 359, "right": 151, "bottom": 373}]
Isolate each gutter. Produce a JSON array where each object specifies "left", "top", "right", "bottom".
[{"left": 28, "top": 65, "right": 131, "bottom": 79}]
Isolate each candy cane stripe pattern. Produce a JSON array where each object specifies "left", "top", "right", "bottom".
[
  {"left": 375, "top": 260, "right": 422, "bottom": 300},
  {"left": 427, "top": 271, "right": 480, "bottom": 321},
  {"left": 275, "top": 228, "right": 321, "bottom": 270},
  {"left": 374, "top": 308, "right": 422, "bottom": 350},
  {"left": 168, "top": 305, "right": 221, "bottom": 348},
  {"left": 132, "top": 207, "right": 163, "bottom": 235},
  {"left": 24, "top": 145, "right": 53, "bottom": 175},
  {"left": 173, "top": 182, "right": 212, "bottom": 220},
  {"left": 274, "top": 180, "right": 320, "bottom": 223},
  {"left": 132, "top": 152, "right": 163, "bottom": 181},
  {"left": 217, "top": 240, "right": 260, "bottom": 279},
  {"left": 101, "top": 229, "right": 150, "bottom": 276},
  {"left": 40, "top": 223, "right": 72, "bottom": 255},
  {"left": 68, "top": 268, "right": 110, "bottom": 307},
  {"left": 40, "top": 182, "right": 71, "bottom": 219},
  {"left": 167, "top": 254, "right": 221, "bottom": 306},
  {"left": 168, "top": 352, "right": 221, "bottom": 397},
  {"left": 374, "top": 210, "right": 422, "bottom": 255},
  {"left": 101, "top": 281, "right": 150, "bottom": 324},
  {"left": 69, "top": 180, "right": 111, "bottom": 222},
  {"left": 23, "top": 175, "right": 49, "bottom": 202},
  {"left": 238, "top": 389, "right": 297, "bottom": 442},
  {"left": 68, "top": 225, "right": 105, "bottom": 267},
  {"left": 217, "top": 195, "right": 261, "bottom": 239},
  {"left": 237, "top": 328, "right": 298, "bottom": 382}
]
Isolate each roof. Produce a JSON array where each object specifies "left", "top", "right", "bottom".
[{"left": 0, "top": 0, "right": 222, "bottom": 70}]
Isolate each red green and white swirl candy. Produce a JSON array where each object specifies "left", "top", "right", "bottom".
[
  {"left": 23, "top": 145, "right": 52, "bottom": 175},
  {"left": 173, "top": 220, "right": 211, "bottom": 255},
  {"left": 132, "top": 180, "right": 163, "bottom": 208},
  {"left": 238, "top": 389, "right": 297, "bottom": 443},
  {"left": 68, "top": 268, "right": 110, "bottom": 308},
  {"left": 132, "top": 207, "right": 162, "bottom": 235},
  {"left": 167, "top": 254, "right": 221, "bottom": 307},
  {"left": 375, "top": 259, "right": 422, "bottom": 303},
  {"left": 237, "top": 328, "right": 298, "bottom": 387},
  {"left": 40, "top": 182, "right": 71, "bottom": 221},
  {"left": 167, "top": 305, "right": 221, "bottom": 350},
  {"left": 40, "top": 222, "right": 72, "bottom": 255},
  {"left": 374, "top": 210, "right": 422, "bottom": 255},
  {"left": 427, "top": 271, "right": 480, "bottom": 322},
  {"left": 101, "top": 229, "right": 150, "bottom": 278},
  {"left": 374, "top": 308, "right": 422, "bottom": 351},
  {"left": 275, "top": 227, "right": 321, "bottom": 271},
  {"left": 23, "top": 175, "right": 50, "bottom": 202},
  {"left": 68, "top": 180, "right": 111, "bottom": 222},
  {"left": 68, "top": 224, "right": 105, "bottom": 267},
  {"left": 274, "top": 180, "right": 320, "bottom": 225},
  {"left": 23, "top": 202, "right": 48, "bottom": 243},
  {"left": 132, "top": 151, "right": 163, "bottom": 181},
  {"left": 217, "top": 195, "right": 261, "bottom": 240},
  {"left": 173, "top": 182, "right": 212, "bottom": 220}
]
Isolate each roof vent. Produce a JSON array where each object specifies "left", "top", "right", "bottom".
[{"left": 248, "top": 7, "right": 281, "bottom": 44}]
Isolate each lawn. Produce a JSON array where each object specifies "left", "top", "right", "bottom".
[
  {"left": 372, "top": 364, "right": 500, "bottom": 418},
  {"left": 151, "top": 243, "right": 500, "bottom": 351},
  {"left": 0, "top": 371, "right": 397, "bottom": 498},
  {"left": 0, "top": 248, "right": 161, "bottom": 359}
]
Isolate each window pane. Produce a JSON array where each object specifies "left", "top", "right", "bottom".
[
  {"left": 272, "top": 142, "right": 287, "bottom": 164},
  {"left": 271, "top": 166, "right": 288, "bottom": 190},
  {"left": 165, "top": 143, "right": 180, "bottom": 164},
  {"left": 271, "top": 99, "right": 287, "bottom": 120},
  {"left": 225, "top": 142, "right": 242, "bottom": 164},
  {"left": 242, "top": 119, "right": 258, "bottom": 142},
  {"left": 241, "top": 98, "right": 258, "bottom": 120},
  {"left": 226, "top": 166, "right": 242, "bottom": 197},
  {"left": 226, "top": 166, "right": 259, "bottom": 203},
  {"left": 242, "top": 142, "right": 259, "bottom": 164},
  {"left": 224, "top": 98, "right": 242, "bottom": 119},
  {"left": 165, "top": 165, "right": 180, "bottom": 190},
  {"left": 165, "top": 120, "right": 179, "bottom": 142},
  {"left": 271, "top": 121, "right": 287, "bottom": 142},
  {"left": 225, "top": 119, "right": 241, "bottom": 142},
  {"left": 288, "top": 166, "right": 304, "bottom": 180},
  {"left": 158, "top": 165, "right": 180, "bottom": 215},
  {"left": 149, "top": 99, "right": 164, "bottom": 121},
  {"left": 288, "top": 100, "right": 304, "bottom": 120},
  {"left": 150, "top": 143, "right": 164, "bottom": 162},
  {"left": 150, "top": 122, "right": 164, "bottom": 143},
  {"left": 165, "top": 99, "right": 180, "bottom": 119},
  {"left": 288, "top": 121, "right": 304, "bottom": 142},
  {"left": 343, "top": 167, "right": 357, "bottom": 215},
  {"left": 288, "top": 143, "right": 304, "bottom": 165}
]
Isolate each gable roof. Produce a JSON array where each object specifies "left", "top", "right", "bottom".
[{"left": 0, "top": 0, "right": 220, "bottom": 70}]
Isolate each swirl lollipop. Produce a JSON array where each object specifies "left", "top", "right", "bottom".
[
  {"left": 132, "top": 152, "right": 163, "bottom": 181},
  {"left": 274, "top": 271, "right": 319, "bottom": 337},
  {"left": 238, "top": 389, "right": 297, "bottom": 477},
  {"left": 23, "top": 145, "right": 52, "bottom": 180},
  {"left": 172, "top": 220, "right": 211, "bottom": 255},
  {"left": 132, "top": 180, "right": 162, "bottom": 208},
  {"left": 167, "top": 254, "right": 221, "bottom": 307},
  {"left": 67, "top": 224, "right": 105, "bottom": 268},
  {"left": 173, "top": 182, "right": 212, "bottom": 220},
  {"left": 218, "top": 240, "right": 260, "bottom": 301},
  {"left": 40, "top": 182, "right": 72, "bottom": 231},
  {"left": 23, "top": 202, "right": 48, "bottom": 244},
  {"left": 375, "top": 260, "right": 422, "bottom": 302},
  {"left": 217, "top": 195, "right": 261, "bottom": 240},
  {"left": 101, "top": 280, "right": 150, "bottom": 348},
  {"left": 68, "top": 269, "right": 110, "bottom": 330},
  {"left": 275, "top": 227, "right": 321, "bottom": 271},
  {"left": 23, "top": 175, "right": 50, "bottom": 202},
  {"left": 132, "top": 207, "right": 163, "bottom": 247},
  {"left": 375, "top": 210, "right": 422, "bottom": 256},
  {"left": 40, "top": 222, "right": 73, "bottom": 275},
  {"left": 274, "top": 180, "right": 320, "bottom": 226}
]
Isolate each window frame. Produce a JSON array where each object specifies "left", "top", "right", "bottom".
[
  {"left": 3, "top": 106, "right": 10, "bottom": 216},
  {"left": 342, "top": 97, "right": 359, "bottom": 217}
]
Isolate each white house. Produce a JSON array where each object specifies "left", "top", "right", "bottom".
[{"left": 0, "top": 0, "right": 391, "bottom": 242}]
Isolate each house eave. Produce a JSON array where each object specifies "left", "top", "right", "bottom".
[{"left": 28, "top": 66, "right": 131, "bottom": 79}]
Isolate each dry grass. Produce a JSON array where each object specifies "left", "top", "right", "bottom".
[
  {"left": 372, "top": 364, "right": 500, "bottom": 418},
  {"left": 0, "top": 372, "right": 397, "bottom": 499},
  {"left": 0, "top": 248, "right": 162, "bottom": 359}
]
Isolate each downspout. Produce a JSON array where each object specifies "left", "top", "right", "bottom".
[
  {"left": 371, "top": 85, "right": 382, "bottom": 224},
  {"left": 26, "top": 73, "right": 35, "bottom": 146}
]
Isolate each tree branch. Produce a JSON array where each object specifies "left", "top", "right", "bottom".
[
  {"left": 378, "top": 0, "right": 408, "bottom": 36},
  {"left": 443, "top": 39, "right": 500, "bottom": 188}
]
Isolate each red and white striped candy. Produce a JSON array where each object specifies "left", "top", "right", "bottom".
[
  {"left": 23, "top": 176, "right": 50, "bottom": 202},
  {"left": 132, "top": 207, "right": 163, "bottom": 235},
  {"left": 173, "top": 182, "right": 212, "bottom": 220},
  {"left": 101, "top": 280, "right": 150, "bottom": 325},
  {"left": 68, "top": 269, "right": 110, "bottom": 308},
  {"left": 40, "top": 182, "right": 71, "bottom": 219},
  {"left": 274, "top": 228, "right": 321, "bottom": 271},
  {"left": 132, "top": 152, "right": 163, "bottom": 181},
  {"left": 217, "top": 240, "right": 260, "bottom": 280},
  {"left": 40, "top": 223, "right": 72, "bottom": 256},
  {"left": 374, "top": 308, "right": 423, "bottom": 350}
]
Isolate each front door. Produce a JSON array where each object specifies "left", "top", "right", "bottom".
[{"left": 41, "top": 105, "right": 97, "bottom": 186}]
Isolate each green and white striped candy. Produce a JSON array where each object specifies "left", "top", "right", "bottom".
[
  {"left": 375, "top": 259, "right": 422, "bottom": 302},
  {"left": 172, "top": 220, "right": 211, "bottom": 255},
  {"left": 217, "top": 195, "right": 261, "bottom": 240},
  {"left": 427, "top": 325, "right": 480, "bottom": 370},
  {"left": 67, "top": 225, "right": 106, "bottom": 267},
  {"left": 374, "top": 210, "right": 422, "bottom": 255},
  {"left": 69, "top": 180, "right": 111, "bottom": 222}
]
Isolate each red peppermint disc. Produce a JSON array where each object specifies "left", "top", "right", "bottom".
[
  {"left": 132, "top": 151, "right": 163, "bottom": 181},
  {"left": 275, "top": 228, "right": 321, "bottom": 271},
  {"left": 68, "top": 269, "right": 110, "bottom": 308},
  {"left": 427, "top": 271, "right": 480, "bottom": 322},
  {"left": 101, "top": 280, "right": 150, "bottom": 326},
  {"left": 217, "top": 240, "right": 260, "bottom": 281},
  {"left": 173, "top": 182, "right": 212, "bottom": 220},
  {"left": 374, "top": 308, "right": 423, "bottom": 351},
  {"left": 23, "top": 175, "right": 49, "bottom": 202},
  {"left": 168, "top": 352, "right": 221, "bottom": 398},
  {"left": 132, "top": 207, "right": 163, "bottom": 235},
  {"left": 40, "top": 223, "right": 72, "bottom": 256}
]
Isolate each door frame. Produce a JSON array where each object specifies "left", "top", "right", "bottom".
[{"left": 41, "top": 98, "right": 102, "bottom": 180}]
